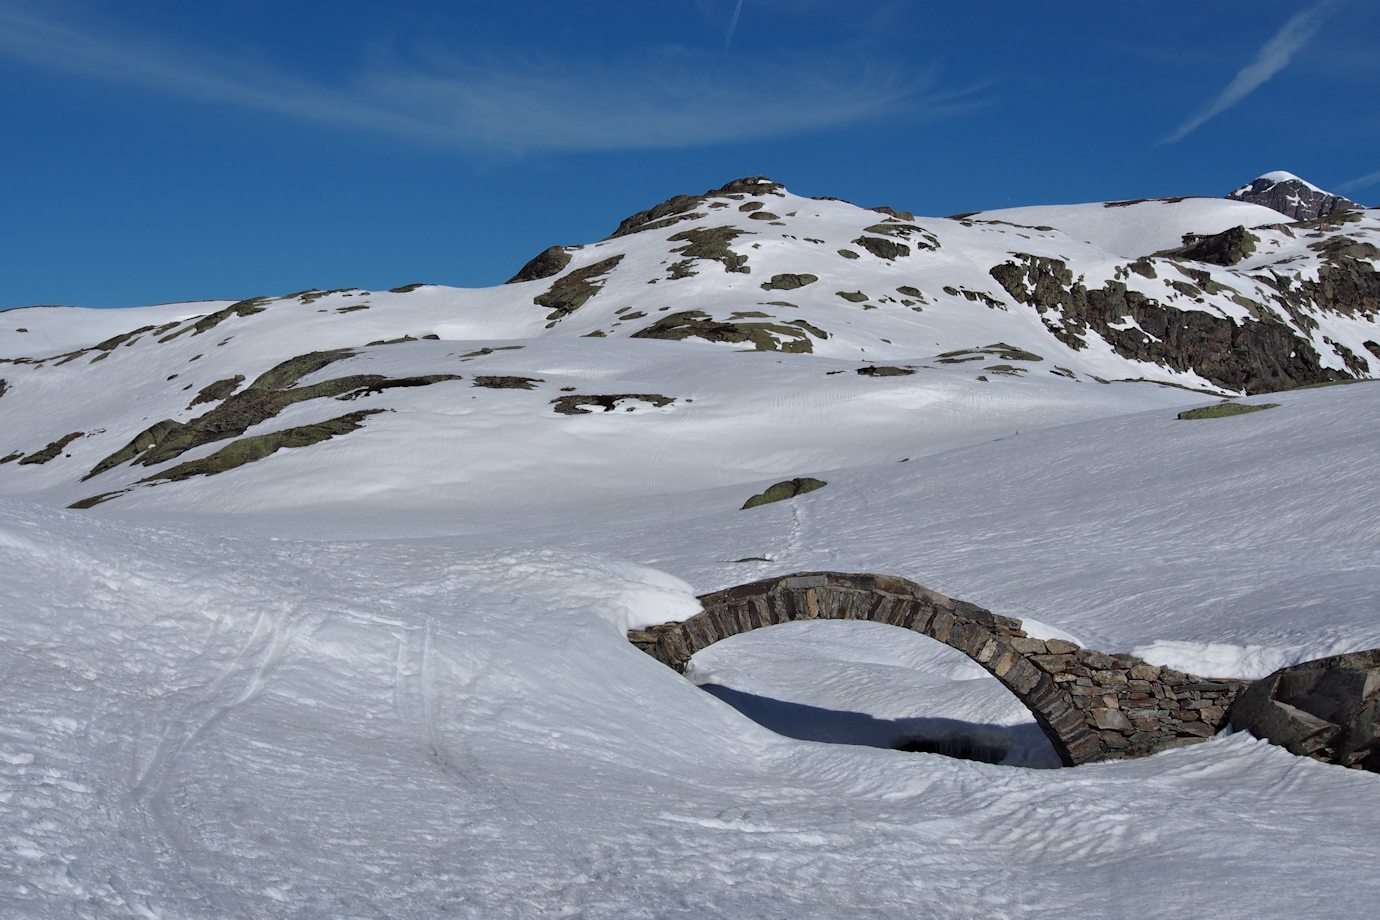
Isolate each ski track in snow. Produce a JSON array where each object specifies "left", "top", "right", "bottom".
[{"left": 1, "top": 381, "right": 1377, "bottom": 916}]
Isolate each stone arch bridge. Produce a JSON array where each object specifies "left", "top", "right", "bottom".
[{"left": 628, "top": 572, "right": 1247, "bottom": 766}]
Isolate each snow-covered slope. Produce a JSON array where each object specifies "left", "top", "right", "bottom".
[
  {"left": 2, "top": 176, "right": 1379, "bottom": 918},
  {"left": 967, "top": 196, "right": 1286, "bottom": 258},
  {"left": 2, "top": 177, "right": 1377, "bottom": 518}
]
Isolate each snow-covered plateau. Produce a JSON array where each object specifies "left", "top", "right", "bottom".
[{"left": 2, "top": 176, "right": 1378, "bottom": 918}]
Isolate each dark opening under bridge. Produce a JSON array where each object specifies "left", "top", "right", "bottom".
[{"left": 628, "top": 572, "right": 1248, "bottom": 766}]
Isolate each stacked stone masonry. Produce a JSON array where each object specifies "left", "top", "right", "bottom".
[{"left": 628, "top": 572, "right": 1248, "bottom": 766}]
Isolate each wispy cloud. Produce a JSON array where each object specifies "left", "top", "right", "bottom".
[
  {"left": 1160, "top": 1, "right": 1339, "bottom": 145},
  {"left": 0, "top": 1, "right": 984, "bottom": 154},
  {"left": 725, "top": 0, "right": 745, "bottom": 50},
  {"left": 1335, "top": 169, "right": 1380, "bottom": 196}
]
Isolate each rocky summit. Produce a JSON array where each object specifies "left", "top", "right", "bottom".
[{"left": 1228, "top": 170, "right": 1362, "bottom": 221}]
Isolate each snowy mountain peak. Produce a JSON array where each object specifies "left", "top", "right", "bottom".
[
  {"left": 1252, "top": 170, "right": 1321, "bottom": 191},
  {"left": 1227, "top": 171, "right": 1359, "bottom": 221}
]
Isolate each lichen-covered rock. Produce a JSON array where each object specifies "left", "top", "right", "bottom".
[
  {"left": 159, "top": 298, "right": 269, "bottom": 343},
  {"left": 1229, "top": 649, "right": 1380, "bottom": 771},
  {"left": 138, "top": 411, "right": 384, "bottom": 484},
  {"left": 84, "top": 350, "right": 460, "bottom": 481},
  {"left": 631, "top": 310, "right": 824, "bottom": 353},
  {"left": 741, "top": 477, "right": 827, "bottom": 509},
  {"left": 761, "top": 273, "right": 818, "bottom": 291},
  {"left": 18, "top": 432, "right": 84, "bottom": 465},
  {"left": 666, "top": 226, "right": 752, "bottom": 274},
  {"left": 608, "top": 176, "right": 783, "bottom": 238},
  {"left": 505, "top": 246, "right": 573, "bottom": 284},
  {"left": 533, "top": 255, "right": 625, "bottom": 319},
  {"left": 1176, "top": 402, "right": 1278, "bottom": 420},
  {"left": 188, "top": 375, "right": 245, "bottom": 409},
  {"left": 851, "top": 236, "right": 910, "bottom": 260},
  {"left": 472, "top": 375, "right": 543, "bottom": 390}
]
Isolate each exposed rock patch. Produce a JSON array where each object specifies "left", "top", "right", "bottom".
[
  {"left": 84, "top": 350, "right": 460, "bottom": 480},
  {"left": 1159, "top": 226, "right": 1258, "bottom": 266},
  {"left": 136, "top": 411, "right": 384, "bottom": 484},
  {"left": 990, "top": 253, "right": 1340, "bottom": 393},
  {"left": 506, "top": 246, "right": 573, "bottom": 284},
  {"left": 533, "top": 255, "right": 625, "bottom": 320},
  {"left": 18, "top": 432, "right": 84, "bottom": 465},
  {"left": 609, "top": 176, "right": 783, "bottom": 238},
  {"left": 667, "top": 226, "right": 752, "bottom": 274},
  {"left": 473, "top": 375, "right": 543, "bottom": 390},
  {"left": 551, "top": 393, "right": 674, "bottom": 415},
  {"left": 741, "top": 477, "right": 827, "bottom": 509},
  {"left": 1177, "top": 402, "right": 1278, "bottom": 420},
  {"left": 188, "top": 375, "right": 245, "bottom": 409},
  {"left": 159, "top": 298, "right": 269, "bottom": 343},
  {"left": 631, "top": 310, "right": 824, "bottom": 353},
  {"left": 852, "top": 236, "right": 911, "bottom": 260}
]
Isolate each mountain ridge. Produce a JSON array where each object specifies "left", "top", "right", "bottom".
[{"left": 2, "top": 174, "right": 1377, "bottom": 515}]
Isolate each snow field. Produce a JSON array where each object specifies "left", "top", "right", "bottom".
[{"left": 3, "top": 379, "right": 1379, "bottom": 917}]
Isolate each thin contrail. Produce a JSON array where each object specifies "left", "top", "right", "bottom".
[
  {"left": 725, "top": 0, "right": 743, "bottom": 50},
  {"left": 1160, "top": 0, "right": 1338, "bottom": 144}
]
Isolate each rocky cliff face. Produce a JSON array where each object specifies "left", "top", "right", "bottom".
[{"left": 1227, "top": 171, "right": 1360, "bottom": 221}]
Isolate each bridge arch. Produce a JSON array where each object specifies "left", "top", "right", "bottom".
[{"left": 628, "top": 572, "right": 1246, "bottom": 766}]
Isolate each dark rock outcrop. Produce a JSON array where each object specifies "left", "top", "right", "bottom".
[
  {"left": 1227, "top": 172, "right": 1360, "bottom": 222},
  {"left": 83, "top": 350, "right": 461, "bottom": 481},
  {"left": 1160, "top": 225, "right": 1258, "bottom": 266},
  {"left": 1229, "top": 649, "right": 1380, "bottom": 771},
  {"left": 990, "top": 254, "right": 1343, "bottom": 393},
  {"left": 761, "top": 273, "right": 818, "bottom": 292},
  {"left": 19, "top": 432, "right": 84, "bottom": 465},
  {"left": 506, "top": 246, "right": 573, "bottom": 284},
  {"left": 550, "top": 393, "right": 674, "bottom": 415},
  {"left": 631, "top": 310, "right": 824, "bottom": 353},
  {"left": 741, "top": 477, "right": 827, "bottom": 509},
  {"left": 608, "top": 176, "right": 784, "bottom": 239},
  {"left": 532, "top": 255, "right": 624, "bottom": 320}
]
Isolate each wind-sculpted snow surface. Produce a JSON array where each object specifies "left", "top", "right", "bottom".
[{"left": 3, "top": 380, "right": 1380, "bottom": 917}]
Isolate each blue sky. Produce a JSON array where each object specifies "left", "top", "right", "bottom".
[{"left": 2, "top": 0, "right": 1377, "bottom": 309}]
